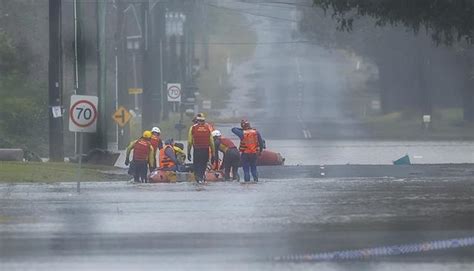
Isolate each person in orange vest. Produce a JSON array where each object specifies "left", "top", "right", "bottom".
[
  {"left": 125, "top": 130, "right": 155, "bottom": 183},
  {"left": 212, "top": 130, "right": 240, "bottom": 181},
  {"left": 150, "top": 126, "right": 163, "bottom": 168},
  {"left": 187, "top": 113, "right": 215, "bottom": 183},
  {"left": 159, "top": 138, "right": 179, "bottom": 171},
  {"left": 232, "top": 120, "right": 264, "bottom": 182}
]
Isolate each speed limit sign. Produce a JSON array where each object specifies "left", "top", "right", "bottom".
[
  {"left": 167, "top": 83, "right": 181, "bottom": 102},
  {"left": 69, "top": 95, "right": 98, "bottom": 133}
]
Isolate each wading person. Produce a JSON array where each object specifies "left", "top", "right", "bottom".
[
  {"left": 232, "top": 120, "right": 264, "bottom": 182},
  {"left": 125, "top": 130, "right": 155, "bottom": 183},
  {"left": 187, "top": 114, "right": 215, "bottom": 183},
  {"left": 159, "top": 139, "right": 179, "bottom": 171},
  {"left": 212, "top": 130, "right": 240, "bottom": 181},
  {"left": 150, "top": 126, "right": 163, "bottom": 168}
]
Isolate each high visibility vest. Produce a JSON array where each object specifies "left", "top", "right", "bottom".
[
  {"left": 159, "top": 145, "right": 176, "bottom": 169},
  {"left": 191, "top": 123, "right": 211, "bottom": 149},
  {"left": 219, "top": 137, "right": 236, "bottom": 153},
  {"left": 239, "top": 129, "right": 259, "bottom": 154},
  {"left": 133, "top": 138, "right": 151, "bottom": 161},
  {"left": 150, "top": 134, "right": 162, "bottom": 151}
]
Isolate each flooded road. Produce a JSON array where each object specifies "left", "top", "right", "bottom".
[
  {"left": 264, "top": 140, "right": 474, "bottom": 165},
  {"left": 1, "top": 177, "right": 473, "bottom": 270}
]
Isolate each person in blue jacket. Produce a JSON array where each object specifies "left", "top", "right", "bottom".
[{"left": 231, "top": 119, "right": 265, "bottom": 182}]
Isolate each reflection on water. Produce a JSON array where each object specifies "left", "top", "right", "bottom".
[{"left": 266, "top": 140, "right": 474, "bottom": 165}]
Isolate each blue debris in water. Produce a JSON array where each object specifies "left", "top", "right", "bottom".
[{"left": 393, "top": 154, "right": 411, "bottom": 165}]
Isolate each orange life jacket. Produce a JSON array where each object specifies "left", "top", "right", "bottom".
[
  {"left": 239, "top": 129, "right": 259, "bottom": 154},
  {"left": 150, "top": 134, "right": 162, "bottom": 151},
  {"left": 133, "top": 138, "right": 151, "bottom": 161},
  {"left": 191, "top": 123, "right": 211, "bottom": 149},
  {"left": 159, "top": 144, "right": 176, "bottom": 169},
  {"left": 219, "top": 137, "right": 236, "bottom": 153}
]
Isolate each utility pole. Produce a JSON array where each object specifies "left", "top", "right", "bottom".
[
  {"left": 48, "top": 0, "right": 64, "bottom": 162},
  {"left": 97, "top": 0, "right": 107, "bottom": 149},
  {"left": 116, "top": 0, "right": 130, "bottom": 149},
  {"left": 142, "top": 0, "right": 153, "bottom": 130},
  {"left": 73, "top": 0, "right": 87, "bottom": 156},
  {"left": 150, "top": 0, "right": 165, "bottom": 123}
]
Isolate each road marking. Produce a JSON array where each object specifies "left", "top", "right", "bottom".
[
  {"left": 302, "top": 129, "right": 312, "bottom": 139},
  {"left": 274, "top": 236, "right": 474, "bottom": 262}
]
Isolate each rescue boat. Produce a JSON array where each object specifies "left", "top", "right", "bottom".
[
  {"left": 257, "top": 150, "right": 285, "bottom": 166},
  {"left": 148, "top": 169, "right": 225, "bottom": 183}
]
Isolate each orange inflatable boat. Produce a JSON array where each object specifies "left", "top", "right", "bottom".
[
  {"left": 148, "top": 169, "right": 225, "bottom": 183},
  {"left": 257, "top": 150, "right": 285, "bottom": 166}
]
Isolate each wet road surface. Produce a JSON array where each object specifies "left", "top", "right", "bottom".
[
  {"left": 1, "top": 177, "right": 473, "bottom": 270},
  {"left": 220, "top": 0, "right": 363, "bottom": 140}
]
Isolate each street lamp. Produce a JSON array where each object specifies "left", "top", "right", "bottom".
[{"left": 126, "top": 35, "right": 141, "bottom": 112}]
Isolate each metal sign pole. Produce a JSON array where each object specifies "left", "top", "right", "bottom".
[{"left": 77, "top": 132, "right": 83, "bottom": 193}]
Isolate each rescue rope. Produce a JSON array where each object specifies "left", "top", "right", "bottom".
[{"left": 273, "top": 236, "right": 474, "bottom": 262}]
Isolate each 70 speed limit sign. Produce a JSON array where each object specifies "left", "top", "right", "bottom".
[
  {"left": 167, "top": 83, "right": 181, "bottom": 102},
  {"left": 69, "top": 95, "right": 98, "bottom": 133}
]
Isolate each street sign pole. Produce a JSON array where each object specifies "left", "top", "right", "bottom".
[
  {"left": 77, "top": 132, "right": 83, "bottom": 193},
  {"left": 69, "top": 95, "right": 98, "bottom": 194}
]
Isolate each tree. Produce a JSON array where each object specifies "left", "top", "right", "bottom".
[
  {"left": 313, "top": 0, "right": 474, "bottom": 45},
  {"left": 306, "top": 0, "right": 474, "bottom": 121},
  {"left": 0, "top": 29, "right": 48, "bottom": 153}
]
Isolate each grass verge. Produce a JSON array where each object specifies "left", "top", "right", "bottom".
[{"left": 0, "top": 162, "right": 128, "bottom": 183}]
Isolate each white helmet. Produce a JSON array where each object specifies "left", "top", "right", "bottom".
[
  {"left": 211, "top": 130, "right": 222, "bottom": 137},
  {"left": 151, "top": 127, "right": 161, "bottom": 134}
]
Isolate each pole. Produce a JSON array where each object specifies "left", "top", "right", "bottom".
[
  {"left": 76, "top": 0, "right": 87, "bottom": 153},
  {"left": 132, "top": 52, "right": 138, "bottom": 111},
  {"left": 73, "top": 0, "right": 78, "bottom": 155},
  {"left": 97, "top": 0, "right": 108, "bottom": 149},
  {"left": 116, "top": 0, "right": 129, "bottom": 149},
  {"left": 77, "top": 132, "right": 83, "bottom": 193},
  {"left": 142, "top": 0, "right": 153, "bottom": 130},
  {"left": 48, "top": 0, "right": 64, "bottom": 162},
  {"left": 115, "top": 54, "right": 119, "bottom": 148},
  {"left": 160, "top": 39, "right": 164, "bottom": 120}
]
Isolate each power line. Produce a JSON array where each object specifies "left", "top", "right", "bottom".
[
  {"left": 173, "top": 40, "right": 316, "bottom": 45},
  {"left": 205, "top": 3, "right": 298, "bottom": 22}
]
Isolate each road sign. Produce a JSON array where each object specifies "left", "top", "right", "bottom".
[
  {"left": 128, "top": 88, "right": 143, "bottom": 95},
  {"left": 167, "top": 83, "right": 181, "bottom": 102},
  {"left": 69, "top": 95, "right": 98, "bottom": 133},
  {"left": 112, "top": 105, "right": 132, "bottom": 127},
  {"left": 202, "top": 100, "right": 211, "bottom": 110}
]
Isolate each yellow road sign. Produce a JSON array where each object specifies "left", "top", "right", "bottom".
[
  {"left": 112, "top": 106, "right": 132, "bottom": 127},
  {"left": 128, "top": 88, "right": 143, "bottom": 94}
]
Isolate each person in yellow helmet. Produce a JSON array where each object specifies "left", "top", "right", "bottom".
[{"left": 125, "top": 130, "right": 155, "bottom": 183}]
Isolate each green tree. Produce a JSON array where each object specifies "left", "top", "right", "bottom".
[
  {"left": 307, "top": 0, "right": 474, "bottom": 121},
  {"left": 313, "top": 0, "right": 474, "bottom": 45},
  {"left": 0, "top": 30, "right": 48, "bottom": 154}
]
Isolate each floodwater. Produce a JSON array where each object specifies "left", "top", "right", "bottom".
[
  {"left": 264, "top": 139, "right": 474, "bottom": 165},
  {"left": 1, "top": 177, "right": 473, "bottom": 270}
]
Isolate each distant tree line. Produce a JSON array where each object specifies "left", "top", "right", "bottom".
[{"left": 305, "top": 0, "right": 474, "bottom": 121}]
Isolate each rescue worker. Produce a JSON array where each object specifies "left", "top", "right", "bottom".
[
  {"left": 173, "top": 142, "right": 187, "bottom": 166},
  {"left": 212, "top": 130, "right": 240, "bottom": 181},
  {"left": 150, "top": 126, "right": 163, "bottom": 168},
  {"left": 187, "top": 113, "right": 215, "bottom": 183},
  {"left": 125, "top": 130, "right": 155, "bottom": 183},
  {"left": 231, "top": 120, "right": 264, "bottom": 182},
  {"left": 159, "top": 139, "right": 179, "bottom": 171}
]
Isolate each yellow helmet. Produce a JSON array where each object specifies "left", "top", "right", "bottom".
[{"left": 142, "top": 130, "right": 152, "bottom": 139}]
